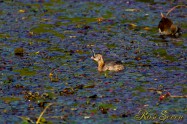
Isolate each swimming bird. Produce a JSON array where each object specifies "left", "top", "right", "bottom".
[
  {"left": 158, "top": 13, "right": 181, "bottom": 37},
  {"left": 91, "top": 53, "right": 124, "bottom": 72}
]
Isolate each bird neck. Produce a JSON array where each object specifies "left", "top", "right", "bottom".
[{"left": 98, "top": 58, "right": 105, "bottom": 72}]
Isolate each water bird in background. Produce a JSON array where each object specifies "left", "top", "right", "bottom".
[
  {"left": 158, "top": 5, "right": 187, "bottom": 38},
  {"left": 158, "top": 12, "right": 181, "bottom": 37}
]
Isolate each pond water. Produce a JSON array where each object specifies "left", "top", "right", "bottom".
[{"left": 0, "top": 0, "right": 186, "bottom": 124}]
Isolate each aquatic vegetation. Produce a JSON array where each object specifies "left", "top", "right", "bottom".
[{"left": 0, "top": 0, "right": 186, "bottom": 124}]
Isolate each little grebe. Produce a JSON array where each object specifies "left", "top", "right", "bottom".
[
  {"left": 158, "top": 13, "right": 181, "bottom": 37},
  {"left": 91, "top": 54, "right": 124, "bottom": 72}
]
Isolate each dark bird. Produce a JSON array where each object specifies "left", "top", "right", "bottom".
[{"left": 158, "top": 13, "right": 181, "bottom": 38}]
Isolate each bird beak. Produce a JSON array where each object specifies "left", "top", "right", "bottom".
[{"left": 90, "top": 49, "right": 95, "bottom": 57}]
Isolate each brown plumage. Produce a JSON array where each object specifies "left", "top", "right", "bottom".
[
  {"left": 91, "top": 54, "right": 124, "bottom": 72},
  {"left": 158, "top": 13, "right": 181, "bottom": 37}
]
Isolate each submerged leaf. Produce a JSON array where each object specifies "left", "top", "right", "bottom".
[
  {"left": 14, "top": 68, "right": 36, "bottom": 76},
  {"left": 14, "top": 48, "right": 25, "bottom": 56},
  {"left": 1, "top": 97, "right": 21, "bottom": 103}
]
